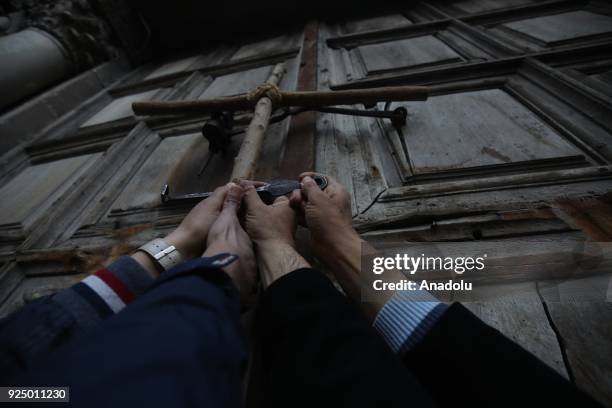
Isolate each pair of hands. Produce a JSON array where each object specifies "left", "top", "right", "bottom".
[{"left": 163, "top": 173, "right": 358, "bottom": 300}]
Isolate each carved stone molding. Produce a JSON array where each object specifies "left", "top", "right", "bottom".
[{"left": 8, "top": 0, "right": 118, "bottom": 72}]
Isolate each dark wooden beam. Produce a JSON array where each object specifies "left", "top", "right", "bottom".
[{"left": 278, "top": 21, "right": 319, "bottom": 179}]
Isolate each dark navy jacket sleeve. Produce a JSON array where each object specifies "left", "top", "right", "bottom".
[
  {"left": 0, "top": 255, "right": 155, "bottom": 384},
  {"left": 26, "top": 255, "right": 247, "bottom": 408}
]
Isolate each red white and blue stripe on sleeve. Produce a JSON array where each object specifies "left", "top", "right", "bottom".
[
  {"left": 53, "top": 256, "right": 154, "bottom": 328},
  {"left": 373, "top": 289, "right": 448, "bottom": 355}
]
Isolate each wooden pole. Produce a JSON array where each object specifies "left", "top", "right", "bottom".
[
  {"left": 132, "top": 85, "right": 429, "bottom": 116},
  {"left": 230, "top": 63, "right": 285, "bottom": 180}
]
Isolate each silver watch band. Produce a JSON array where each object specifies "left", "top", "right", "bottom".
[{"left": 137, "top": 238, "right": 183, "bottom": 272}]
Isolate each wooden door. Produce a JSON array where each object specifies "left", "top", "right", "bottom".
[{"left": 0, "top": 1, "right": 611, "bottom": 405}]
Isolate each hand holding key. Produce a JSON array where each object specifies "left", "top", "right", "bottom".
[
  {"left": 242, "top": 181, "right": 311, "bottom": 289},
  {"left": 161, "top": 175, "right": 327, "bottom": 205},
  {"left": 289, "top": 172, "right": 357, "bottom": 259}
]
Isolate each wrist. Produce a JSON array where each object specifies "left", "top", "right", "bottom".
[
  {"left": 165, "top": 228, "right": 205, "bottom": 260},
  {"left": 312, "top": 227, "right": 366, "bottom": 304},
  {"left": 254, "top": 236, "right": 296, "bottom": 249},
  {"left": 314, "top": 225, "right": 361, "bottom": 262},
  {"left": 132, "top": 236, "right": 192, "bottom": 278},
  {"left": 256, "top": 241, "right": 310, "bottom": 289}
]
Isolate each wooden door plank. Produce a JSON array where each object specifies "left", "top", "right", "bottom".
[
  {"left": 0, "top": 274, "right": 84, "bottom": 318},
  {"left": 553, "top": 197, "right": 612, "bottom": 241},
  {"left": 199, "top": 65, "right": 273, "bottom": 98},
  {"left": 0, "top": 154, "right": 101, "bottom": 228},
  {"left": 503, "top": 11, "right": 612, "bottom": 45},
  {"left": 398, "top": 88, "right": 583, "bottom": 175},
  {"left": 343, "top": 15, "right": 411, "bottom": 34},
  {"left": 539, "top": 273, "right": 612, "bottom": 407},
  {"left": 357, "top": 35, "right": 463, "bottom": 74},
  {"left": 81, "top": 89, "right": 162, "bottom": 128},
  {"left": 460, "top": 281, "right": 569, "bottom": 378},
  {"left": 279, "top": 21, "right": 318, "bottom": 179},
  {"left": 452, "top": 0, "right": 537, "bottom": 14},
  {"left": 315, "top": 109, "right": 388, "bottom": 216},
  {"left": 145, "top": 56, "right": 201, "bottom": 80},
  {"left": 111, "top": 133, "right": 206, "bottom": 211},
  {"left": 253, "top": 122, "right": 289, "bottom": 182}
]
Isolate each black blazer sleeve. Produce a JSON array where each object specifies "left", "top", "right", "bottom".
[
  {"left": 256, "top": 268, "right": 436, "bottom": 408},
  {"left": 402, "top": 303, "right": 602, "bottom": 407}
]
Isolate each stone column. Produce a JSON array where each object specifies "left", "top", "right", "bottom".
[
  {"left": 0, "top": 0, "right": 117, "bottom": 111},
  {"left": 0, "top": 29, "right": 71, "bottom": 110}
]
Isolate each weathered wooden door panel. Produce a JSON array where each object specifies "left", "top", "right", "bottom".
[
  {"left": 445, "top": 0, "right": 541, "bottom": 15},
  {"left": 486, "top": 8, "right": 612, "bottom": 52},
  {"left": 110, "top": 133, "right": 209, "bottom": 212},
  {"left": 0, "top": 153, "right": 102, "bottom": 247},
  {"left": 324, "top": 21, "right": 495, "bottom": 86},
  {"left": 144, "top": 56, "right": 202, "bottom": 80},
  {"left": 80, "top": 89, "right": 168, "bottom": 128},
  {"left": 541, "top": 295, "right": 612, "bottom": 404},
  {"left": 560, "top": 65, "right": 612, "bottom": 103},
  {"left": 321, "top": 4, "right": 612, "bottom": 197},
  {"left": 342, "top": 14, "right": 412, "bottom": 34},
  {"left": 199, "top": 65, "right": 275, "bottom": 98},
  {"left": 357, "top": 35, "right": 464, "bottom": 74},
  {"left": 591, "top": 69, "right": 612, "bottom": 89},
  {"left": 502, "top": 11, "right": 612, "bottom": 46},
  {"left": 314, "top": 110, "right": 391, "bottom": 215},
  {"left": 392, "top": 88, "right": 586, "bottom": 178}
]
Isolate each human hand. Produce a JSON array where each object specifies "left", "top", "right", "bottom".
[
  {"left": 164, "top": 184, "right": 233, "bottom": 260},
  {"left": 289, "top": 172, "right": 358, "bottom": 260},
  {"left": 288, "top": 173, "right": 367, "bottom": 306},
  {"left": 243, "top": 183, "right": 298, "bottom": 247},
  {"left": 203, "top": 183, "right": 257, "bottom": 300},
  {"left": 242, "top": 183, "right": 310, "bottom": 288}
]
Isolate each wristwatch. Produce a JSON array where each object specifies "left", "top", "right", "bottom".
[{"left": 137, "top": 238, "right": 183, "bottom": 272}]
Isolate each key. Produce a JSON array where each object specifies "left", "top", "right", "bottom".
[{"left": 161, "top": 175, "right": 328, "bottom": 205}]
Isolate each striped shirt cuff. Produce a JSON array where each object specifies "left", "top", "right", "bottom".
[
  {"left": 53, "top": 256, "right": 154, "bottom": 327},
  {"left": 373, "top": 290, "right": 448, "bottom": 354}
]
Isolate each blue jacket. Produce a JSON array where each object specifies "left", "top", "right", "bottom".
[{"left": 0, "top": 255, "right": 246, "bottom": 407}]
